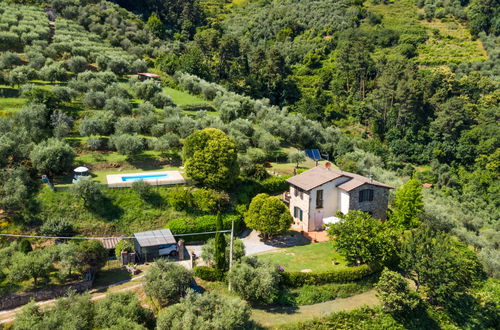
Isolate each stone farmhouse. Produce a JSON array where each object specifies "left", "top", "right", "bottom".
[{"left": 285, "top": 165, "right": 392, "bottom": 232}]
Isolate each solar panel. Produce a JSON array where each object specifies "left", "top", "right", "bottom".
[{"left": 305, "top": 149, "right": 322, "bottom": 161}]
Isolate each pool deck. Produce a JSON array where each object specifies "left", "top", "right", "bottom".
[{"left": 106, "top": 171, "right": 186, "bottom": 188}]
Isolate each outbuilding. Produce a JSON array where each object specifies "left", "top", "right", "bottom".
[{"left": 133, "top": 229, "right": 178, "bottom": 262}]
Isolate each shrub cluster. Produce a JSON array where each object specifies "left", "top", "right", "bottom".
[
  {"left": 165, "top": 214, "right": 243, "bottom": 241},
  {"left": 259, "top": 175, "right": 292, "bottom": 194},
  {"left": 282, "top": 264, "right": 378, "bottom": 287},
  {"left": 193, "top": 266, "right": 224, "bottom": 282}
]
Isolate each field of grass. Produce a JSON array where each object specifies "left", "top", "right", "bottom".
[
  {"left": 255, "top": 242, "right": 348, "bottom": 272},
  {"left": 163, "top": 86, "right": 208, "bottom": 106},
  {"left": 0, "top": 97, "right": 25, "bottom": 115}
]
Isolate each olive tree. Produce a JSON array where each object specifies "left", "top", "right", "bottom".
[
  {"left": 29, "top": 138, "right": 75, "bottom": 175},
  {"left": 109, "top": 134, "right": 144, "bottom": 157},
  {"left": 144, "top": 259, "right": 193, "bottom": 307},
  {"left": 70, "top": 179, "right": 103, "bottom": 207},
  {"left": 201, "top": 235, "right": 245, "bottom": 267},
  {"left": 227, "top": 257, "right": 281, "bottom": 304},
  {"left": 156, "top": 290, "right": 250, "bottom": 329}
]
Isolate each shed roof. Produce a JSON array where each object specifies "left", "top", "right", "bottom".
[
  {"left": 138, "top": 72, "right": 160, "bottom": 78},
  {"left": 286, "top": 166, "right": 393, "bottom": 192},
  {"left": 134, "top": 229, "right": 176, "bottom": 247},
  {"left": 97, "top": 237, "right": 123, "bottom": 250}
]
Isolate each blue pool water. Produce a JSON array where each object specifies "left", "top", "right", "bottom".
[{"left": 121, "top": 174, "right": 169, "bottom": 182}]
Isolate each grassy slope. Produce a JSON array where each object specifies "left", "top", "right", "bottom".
[
  {"left": 365, "top": 0, "right": 486, "bottom": 66},
  {"left": 35, "top": 186, "right": 184, "bottom": 235}
]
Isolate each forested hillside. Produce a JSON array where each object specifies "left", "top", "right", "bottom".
[{"left": 0, "top": 0, "right": 498, "bottom": 327}]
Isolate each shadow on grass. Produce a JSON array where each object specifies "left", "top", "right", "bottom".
[
  {"left": 143, "top": 192, "right": 164, "bottom": 208},
  {"left": 89, "top": 196, "right": 124, "bottom": 222},
  {"left": 0, "top": 87, "right": 20, "bottom": 97},
  {"left": 93, "top": 268, "right": 131, "bottom": 288},
  {"left": 252, "top": 304, "right": 300, "bottom": 315}
]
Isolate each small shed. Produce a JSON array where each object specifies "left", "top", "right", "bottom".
[
  {"left": 133, "top": 229, "right": 177, "bottom": 262},
  {"left": 138, "top": 72, "right": 160, "bottom": 81}
]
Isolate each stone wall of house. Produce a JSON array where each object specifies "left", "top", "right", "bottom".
[
  {"left": 348, "top": 184, "right": 389, "bottom": 220},
  {"left": 0, "top": 280, "right": 93, "bottom": 311}
]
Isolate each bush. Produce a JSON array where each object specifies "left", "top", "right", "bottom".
[
  {"left": 192, "top": 189, "right": 229, "bottom": 213},
  {"left": 132, "top": 180, "right": 152, "bottom": 200},
  {"left": 67, "top": 56, "right": 87, "bottom": 73},
  {"left": 282, "top": 264, "right": 378, "bottom": 287},
  {"left": 193, "top": 266, "right": 224, "bottom": 281},
  {"left": 40, "top": 218, "right": 74, "bottom": 237},
  {"left": 115, "top": 240, "right": 134, "bottom": 260},
  {"left": 165, "top": 214, "right": 243, "bottom": 241},
  {"left": 151, "top": 92, "right": 174, "bottom": 108},
  {"left": 260, "top": 175, "right": 292, "bottom": 194},
  {"left": 87, "top": 136, "right": 106, "bottom": 151}
]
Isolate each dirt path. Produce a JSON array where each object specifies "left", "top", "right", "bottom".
[{"left": 251, "top": 289, "right": 380, "bottom": 327}]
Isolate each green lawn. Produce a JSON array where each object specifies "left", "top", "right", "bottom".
[
  {"left": 255, "top": 242, "right": 348, "bottom": 272},
  {"left": 163, "top": 86, "right": 208, "bottom": 106}
]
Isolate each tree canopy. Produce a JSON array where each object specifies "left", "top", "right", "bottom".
[
  {"left": 183, "top": 128, "right": 239, "bottom": 190},
  {"left": 244, "top": 193, "right": 293, "bottom": 238}
]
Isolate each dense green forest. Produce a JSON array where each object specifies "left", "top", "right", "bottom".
[{"left": 0, "top": 0, "right": 498, "bottom": 328}]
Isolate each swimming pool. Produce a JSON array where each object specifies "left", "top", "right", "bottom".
[
  {"left": 121, "top": 174, "right": 169, "bottom": 182},
  {"left": 106, "top": 171, "right": 186, "bottom": 188}
]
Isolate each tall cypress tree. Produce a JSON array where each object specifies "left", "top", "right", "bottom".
[{"left": 214, "top": 211, "right": 226, "bottom": 271}]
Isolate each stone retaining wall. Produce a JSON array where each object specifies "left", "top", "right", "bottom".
[{"left": 0, "top": 280, "right": 93, "bottom": 311}]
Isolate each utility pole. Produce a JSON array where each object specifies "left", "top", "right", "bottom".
[{"left": 228, "top": 218, "right": 235, "bottom": 291}]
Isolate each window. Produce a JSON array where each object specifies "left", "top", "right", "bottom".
[
  {"left": 294, "top": 186, "right": 298, "bottom": 197},
  {"left": 316, "top": 190, "right": 323, "bottom": 208},
  {"left": 359, "top": 189, "right": 374, "bottom": 202},
  {"left": 293, "top": 207, "right": 303, "bottom": 221}
]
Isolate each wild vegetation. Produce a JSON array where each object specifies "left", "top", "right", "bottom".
[{"left": 0, "top": 0, "right": 497, "bottom": 328}]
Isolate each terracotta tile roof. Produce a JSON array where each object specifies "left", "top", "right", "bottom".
[
  {"left": 286, "top": 166, "right": 345, "bottom": 191},
  {"left": 286, "top": 166, "right": 393, "bottom": 192}
]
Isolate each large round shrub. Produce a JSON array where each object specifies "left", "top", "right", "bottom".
[
  {"left": 244, "top": 193, "right": 293, "bottom": 238},
  {"left": 183, "top": 128, "right": 239, "bottom": 190}
]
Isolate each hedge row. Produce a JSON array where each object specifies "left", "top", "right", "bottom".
[
  {"left": 193, "top": 266, "right": 225, "bottom": 282},
  {"left": 282, "top": 264, "right": 378, "bottom": 287},
  {"left": 259, "top": 175, "right": 292, "bottom": 195},
  {"left": 165, "top": 214, "right": 243, "bottom": 242}
]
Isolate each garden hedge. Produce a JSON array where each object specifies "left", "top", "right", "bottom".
[
  {"left": 259, "top": 175, "right": 292, "bottom": 194},
  {"left": 194, "top": 266, "right": 224, "bottom": 281},
  {"left": 282, "top": 264, "right": 379, "bottom": 287},
  {"left": 165, "top": 214, "right": 243, "bottom": 241}
]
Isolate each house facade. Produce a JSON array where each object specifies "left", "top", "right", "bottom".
[{"left": 286, "top": 165, "right": 392, "bottom": 232}]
